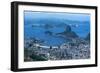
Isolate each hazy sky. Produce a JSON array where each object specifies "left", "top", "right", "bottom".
[{"left": 24, "top": 11, "right": 90, "bottom": 22}]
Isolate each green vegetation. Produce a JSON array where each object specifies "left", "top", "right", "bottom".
[
  {"left": 24, "top": 47, "right": 48, "bottom": 61},
  {"left": 30, "top": 53, "right": 48, "bottom": 61}
]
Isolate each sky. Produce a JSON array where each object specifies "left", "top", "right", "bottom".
[{"left": 24, "top": 11, "right": 90, "bottom": 23}]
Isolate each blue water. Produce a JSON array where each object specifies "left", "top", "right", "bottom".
[
  {"left": 24, "top": 24, "right": 67, "bottom": 46},
  {"left": 71, "top": 23, "right": 90, "bottom": 38},
  {"left": 24, "top": 11, "right": 90, "bottom": 46}
]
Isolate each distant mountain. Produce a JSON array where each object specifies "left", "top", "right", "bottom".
[
  {"left": 63, "top": 19, "right": 89, "bottom": 24},
  {"left": 85, "top": 33, "right": 90, "bottom": 41},
  {"left": 25, "top": 17, "right": 89, "bottom": 26}
]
